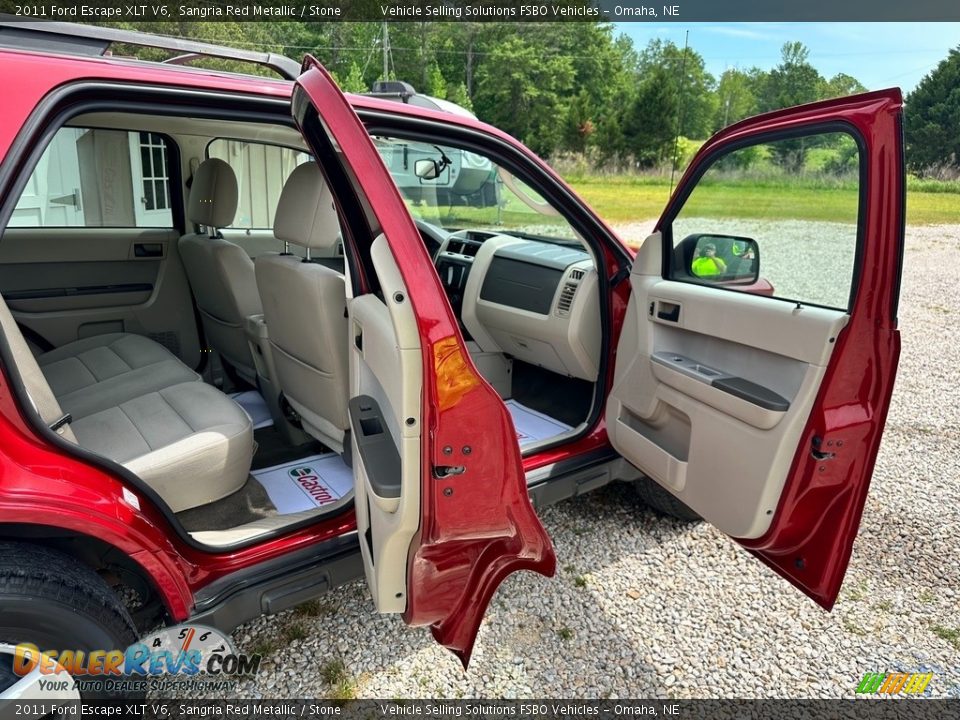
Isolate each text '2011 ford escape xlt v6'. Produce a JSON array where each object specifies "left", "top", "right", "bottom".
[{"left": 0, "top": 21, "right": 904, "bottom": 692}]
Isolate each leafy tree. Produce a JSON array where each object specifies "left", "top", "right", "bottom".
[
  {"left": 714, "top": 68, "right": 758, "bottom": 130},
  {"left": 446, "top": 82, "right": 474, "bottom": 113},
  {"left": 760, "top": 42, "right": 825, "bottom": 111},
  {"left": 621, "top": 66, "right": 680, "bottom": 167},
  {"left": 340, "top": 62, "right": 368, "bottom": 94},
  {"left": 563, "top": 91, "right": 596, "bottom": 154},
  {"left": 425, "top": 62, "right": 447, "bottom": 98},
  {"left": 473, "top": 36, "right": 574, "bottom": 156},
  {"left": 824, "top": 72, "right": 868, "bottom": 99},
  {"left": 760, "top": 42, "right": 826, "bottom": 170},
  {"left": 905, "top": 46, "right": 960, "bottom": 173},
  {"left": 636, "top": 39, "right": 717, "bottom": 140}
]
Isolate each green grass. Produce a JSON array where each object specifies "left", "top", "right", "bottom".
[
  {"left": 293, "top": 598, "right": 334, "bottom": 618},
  {"left": 931, "top": 625, "right": 960, "bottom": 650},
  {"left": 319, "top": 658, "right": 358, "bottom": 699},
  {"left": 565, "top": 174, "right": 960, "bottom": 226},
  {"left": 280, "top": 623, "right": 308, "bottom": 643},
  {"left": 248, "top": 637, "right": 280, "bottom": 658}
]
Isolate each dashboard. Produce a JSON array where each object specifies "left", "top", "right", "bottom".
[{"left": 426, "top": 225, "right": 601, "bottom": 382}]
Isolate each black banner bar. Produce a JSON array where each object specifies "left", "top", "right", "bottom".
[
  {"left": 2, "top": 700, "right": 958, "bottom": 720},
  {"left": 1, "top": 0, "right": 959, "bottom": 22}
]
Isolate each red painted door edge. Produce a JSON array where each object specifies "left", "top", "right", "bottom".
[{"left": 295, "top": 58, "right": 556, "bottom": 667}]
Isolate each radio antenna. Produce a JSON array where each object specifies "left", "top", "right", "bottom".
[{"left": 669, "top": 30, "right": 691, "bottom": 196}]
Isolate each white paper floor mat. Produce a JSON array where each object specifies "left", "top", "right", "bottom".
[
  {"left": 505, "top": 399, "right": 573, "bottom": 448},
  {"left": 230, "top": 390, "right": 274, "bottom": 430},
  {"left": 251, "top": 454, "right": 352, "bottom": 514}
]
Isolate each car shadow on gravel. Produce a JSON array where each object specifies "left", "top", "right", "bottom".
[{"left": 224, "top": 481, "right": 696, "bottom": 698}]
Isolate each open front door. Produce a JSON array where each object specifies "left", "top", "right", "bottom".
[
  {"left": 294, "top": 59, "right": 555, "bottom": 666},
  {"left": 607, "top": 90, "right": 904, "bottom": 608}
]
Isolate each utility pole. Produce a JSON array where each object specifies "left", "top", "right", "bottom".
[{"left": 382, "top": 22, "right": 390, "bottom": 81}]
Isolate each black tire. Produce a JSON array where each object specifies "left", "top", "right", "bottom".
[
  {"left": 633, "top": 475, "right": 702, "bottom": 522},
  {"left": 0, "top": 542, "right": 139, "bottom": 698}
]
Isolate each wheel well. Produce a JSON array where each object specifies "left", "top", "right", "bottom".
[{"left": 0, "top": 524, "right": 169, "bottom": 632}]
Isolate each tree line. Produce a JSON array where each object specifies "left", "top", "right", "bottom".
[{"left": 116, "top": 21, "right": 959, "bottom": 176}]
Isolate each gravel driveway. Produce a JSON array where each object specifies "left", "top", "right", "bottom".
[{"left": 230, "top": 223, "right": 960, "bottom": 699}]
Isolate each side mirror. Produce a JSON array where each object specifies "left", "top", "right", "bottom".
[
  {"left": 414, "top": 159, "right": 442, "bottom": 180},
  {"left": 684, "top": 233, "right": 760, "bottom": 284}
]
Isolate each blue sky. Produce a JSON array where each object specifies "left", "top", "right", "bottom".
[{"left": 613, "top": 23, "right": 960, "bottom": 93}]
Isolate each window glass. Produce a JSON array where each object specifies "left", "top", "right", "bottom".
[
  {"left": 669, "top": 131, "right": 861, "bottom": 311},
  {"left": 372, "top": 136, "right": 581, "bottom": 245},
  {"left": 207, "top": 139, "right": 312, "bottom": 229},
  {"left": 10, "top": 128, "right": 174, "bottom": 228}
]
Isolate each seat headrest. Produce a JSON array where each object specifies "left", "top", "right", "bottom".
[
  {"left": 188, "top": 158, "right": 238, "bottom": 229},
  {"left": 274, "top": 163, "right": 340, "bottom": 252}
]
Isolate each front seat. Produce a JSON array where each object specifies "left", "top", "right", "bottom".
[
  {"left": 179, "top": 158, "right": 262, "bottom": 384},
  {"left": 255, "top": 163, "right": 349, "bottom": 452}
]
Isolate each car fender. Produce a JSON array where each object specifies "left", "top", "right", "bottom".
[{"left": 0, "top": 384, "right": 194, "bottom": 621}]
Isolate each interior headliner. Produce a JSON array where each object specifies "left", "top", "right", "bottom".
[{"left": 69, "top": 112, "right": 306, "bottom": 150}]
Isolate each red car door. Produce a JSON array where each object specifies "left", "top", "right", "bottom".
[
  {"left": 607, "top": 89, "right": 905, "bottom": 608},
  {"left": 292, "top": 58, "right": 555, "bottom": 667}
]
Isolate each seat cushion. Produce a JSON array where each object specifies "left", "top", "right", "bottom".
[
  {"left": 71, "top": 382, "right": 253, "bottom": 513},
  {"left": 38, "top": 333, "right": 200, "bottom": 419}
]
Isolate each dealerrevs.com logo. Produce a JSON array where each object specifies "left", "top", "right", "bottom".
[{"left": 12, "top": 624, "right": 260, "bottom": 695}]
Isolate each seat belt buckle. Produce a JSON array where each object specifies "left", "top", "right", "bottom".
[{"left": 49, "top": 413, "right": 72, "bottom": 432}]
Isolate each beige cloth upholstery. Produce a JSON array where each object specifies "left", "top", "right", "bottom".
[
  {"left": 179, "top": 235, "right": 262, "bottom": 382},
  {"left": 187, "top": 158, "right": 238, "bottom": 229},
  {"left": 180, "top": 159, "right": 261, "bottom": 382},
  {"left": 256, "top": 255, "right": 348, "bottom": 449},
  {"left": 0, "top": 290, "right": 253, "bottom": 512},
  {"left": 71, "top": 382, "right": 252, "bottom": 513},
  {"left": 255, "top": 164, "right": 349, "bottom": 450},
  {"left": 37, "top": 333, "right": 199, "bottom": 419},
  {"left": 273, "top": 163, "right": 340, "bottom": 252}
]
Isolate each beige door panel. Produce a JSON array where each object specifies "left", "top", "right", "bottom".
[
  {"left": 350, "top": 235, "right": 423, "bottom": 614},
  {"left": 608, "top": 234, "right": 849, "bottom": 540},
  {"left": 0, "top": 228, "right": 200, "bottom": 367},
  {"left": 0, "top": 228, "right": 173, "bottom": 263}
]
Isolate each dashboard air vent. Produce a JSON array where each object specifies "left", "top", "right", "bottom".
[
  {"left": 557, "top": 281, "right": 578, "bottom": 316},
  {"left": 569, "top": 268, "right": 586, "bottom": 281}
]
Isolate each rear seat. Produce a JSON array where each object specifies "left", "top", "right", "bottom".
[
  {"left": 0, "top": 296, "right": 252, "bottom": 513},
  {"left": 37, "top": 333, "right": 200, "bottom": 419},
  {"left": 69, "top": 381, "right": 253, "bottom": 512}
]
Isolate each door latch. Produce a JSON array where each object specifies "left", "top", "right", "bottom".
[
  {"left": 811, "top": 435, "right": 836, "bottom": 461},
  {"left": 433, "top": 465, "right": 466, "bottom": 479}
]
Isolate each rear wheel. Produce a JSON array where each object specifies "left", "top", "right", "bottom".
[
  {"left": 0, "top": 542, "right": 139, "bottom": 699},
  {"left": 633, "top": 476, "right": 702, "bottom": 522}
]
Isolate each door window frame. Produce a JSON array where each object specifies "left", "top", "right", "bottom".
[{"left": 659, "top": 121, "right": 869, "bottom": 314}]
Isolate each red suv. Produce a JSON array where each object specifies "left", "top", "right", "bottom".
[{"left": 0, "top": 22, "right": 904, "bottom": 679}]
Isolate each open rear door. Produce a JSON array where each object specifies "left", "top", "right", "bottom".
[
  {"left": 607, "top": 90, "right": 904, "bottom": 608},
  {"left": 293, "top": 58, "right": 555, "bottom": 666}
]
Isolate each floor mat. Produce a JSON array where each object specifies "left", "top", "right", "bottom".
[
  {"left": 176, "top": 476, "right": 278, "bottom": 532},
  {"left": 251, "top": 426, "right": 325, "bottom": 471},
  {"left": 230, "top": 390, "right": 274, "bottom": 430},
  {"left": 252, "top": 454, "right": 353, "bottom": 514},
  {"left": 505, "top": 399, "right": 573, "bottom": 448}
]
